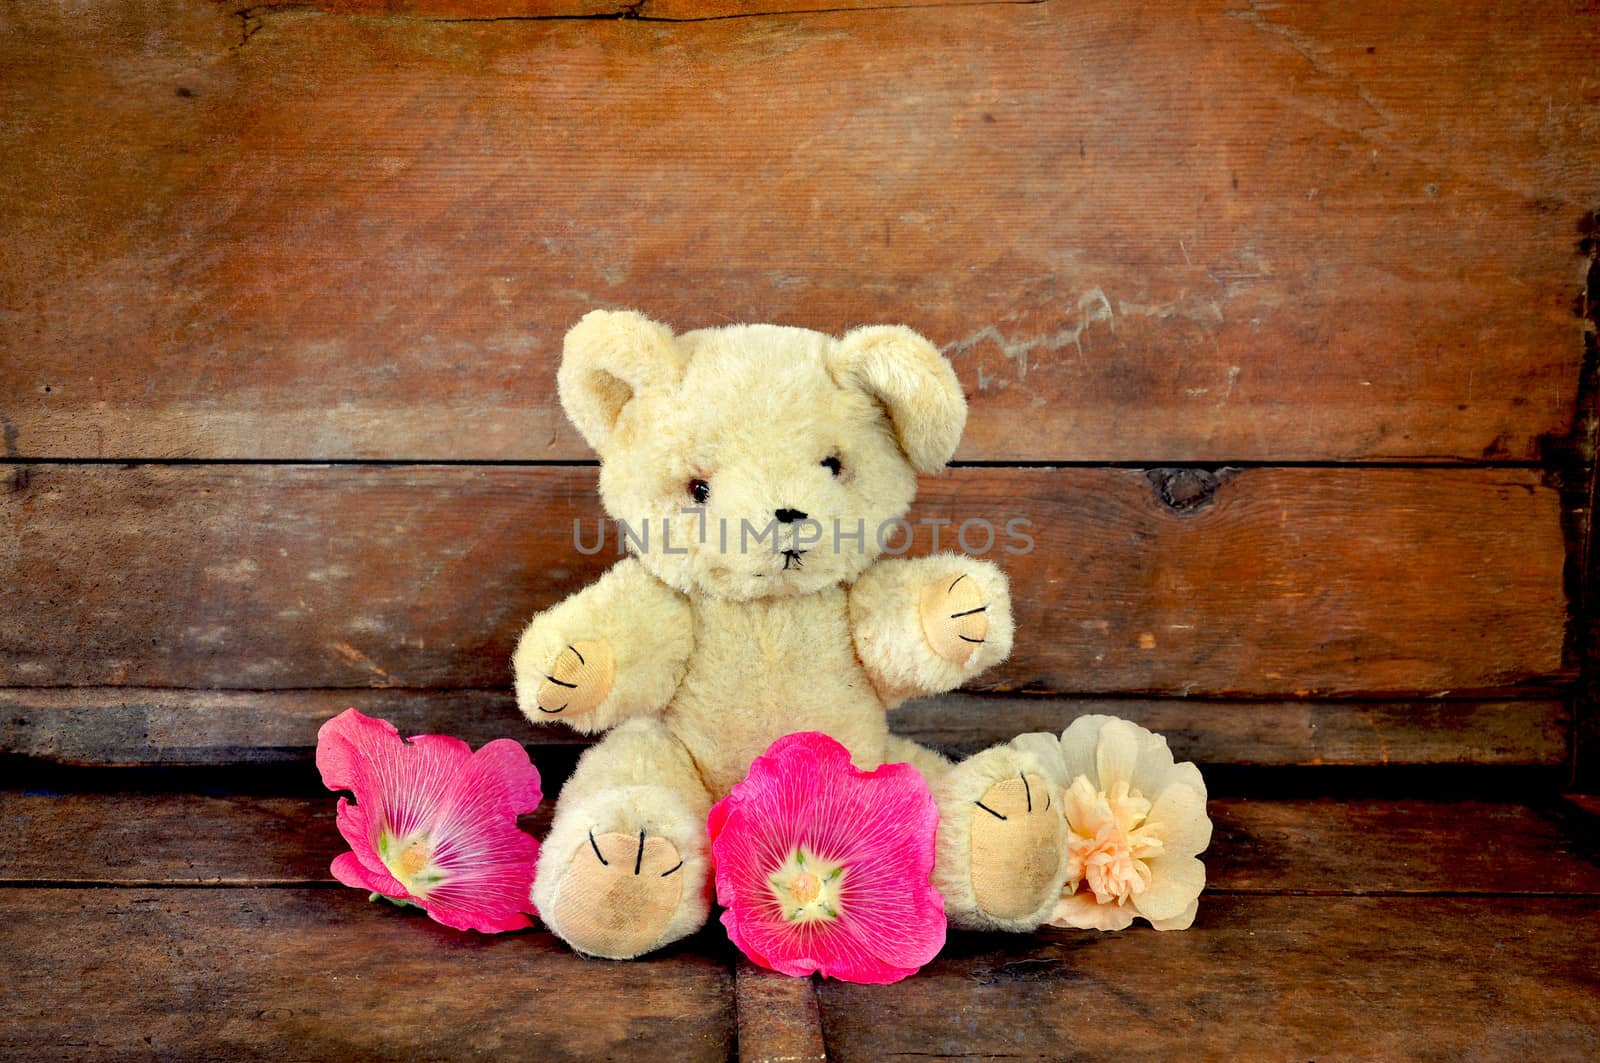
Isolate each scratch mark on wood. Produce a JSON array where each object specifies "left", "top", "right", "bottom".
[{"left": 331, "top": 642, "right": 401, "bottom": 687}]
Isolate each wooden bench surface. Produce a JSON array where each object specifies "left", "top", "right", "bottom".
[{"left": 3, "top": 786, "right": 1597, "bottom": 1059}]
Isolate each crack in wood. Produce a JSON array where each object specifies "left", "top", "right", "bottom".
[{"left": 227, "top": 0, "right": 1051, "bottom": 42}]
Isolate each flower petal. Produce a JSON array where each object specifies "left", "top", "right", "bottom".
[
  {"left": 427, "top": 737, "right": 543, "bottom": 848},
  {"left": 1059, "top": 715, "right": 1115, "bottom": 788},
  {"left": 333, "top": 795, "right": 390, "bottom": 880},
  {"left": 1127, "top": 724, "right": 1182, "bottom": 799},
  {"left": 1145, "top": 781, "right": 1212, "bottom": 858},
  {"left": 1148, "top": 897, "right": 1199, "bottom": 931},
  {"left": 315, "top": 708, "right": 403, "bottom": 794},
  {"left": 1048, "top": 891, "right": 1136, "bottom": 931},
  {"left": 1162, "top": 760, "right": 1208, "bottom": 805},
  {"left": 331, "top": 851, "right": 407, "bottom": 898},
  {"left": 1094, "top": 718, "right": 1142, "bottom": 795},
  {"left": 316, "top": 710, "right": 477, "bottom": 843},
  {"left": 1132, "top": 854, "right": 1206, "bottom": 922}
]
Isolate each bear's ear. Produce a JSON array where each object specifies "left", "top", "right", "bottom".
[
  {"left": 558, "top": 309, "right": 686, "bottom": 454},
  {"left": 827, "top": 324, "right": 967, "bottom": 473}
]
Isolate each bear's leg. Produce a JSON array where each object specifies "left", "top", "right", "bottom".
[
  {"left": 533, "top": 718, "right": 712, "bottom": 959},
  {"left": 887, "top": 735, "right": 1070, "bottom": 931}
]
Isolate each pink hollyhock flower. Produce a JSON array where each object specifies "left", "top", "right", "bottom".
[
  {"left": 315, "top": 708, "right": 543, "bottom": 933},
  {"left": 707, "top": 732, "right": 945, "bottom": 984}
]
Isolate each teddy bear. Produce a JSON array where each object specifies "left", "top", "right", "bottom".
[{"left": 513, "top": 309, "right": 1074, "bottom": 959}]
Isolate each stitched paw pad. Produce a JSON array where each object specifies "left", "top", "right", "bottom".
[
  {"left": 550, "top": 830, "right": 686, "bottom": 959},
  {"left": 533, "top": 639, "right": 614, "bottom": 719},
  {"left": 919, "top": 573, "right": 991, "bottom": 664},
  {"left": 969, "top": 773, "right": 1065, "bottom": 920}
]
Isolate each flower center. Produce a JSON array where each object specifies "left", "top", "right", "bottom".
[
  {"left": 378, "top": 829, "right": 441, "bottom": 897},
  {"left": 1063, "top": 777, "right": 1162, "bottom": 906},
  {"left": 1075, "top": 825, "right": 1151, "bottom": 905},
  {"left": 767, "top": 846, "right": 845, "bottom": 923},
  {"left": 788, "top": 870, "right": 821, "bottom": 905}
]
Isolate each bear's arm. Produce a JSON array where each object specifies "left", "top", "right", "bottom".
[
  {"left": 846, "top": 553, "right": 1014, "bottom": 708},
  {"left": 512, "top": 557, "right": 693, "bottom": 735}
]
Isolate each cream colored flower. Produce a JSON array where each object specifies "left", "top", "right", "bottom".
[{"left": 1046, "top": 716, "right": 1211, "bottom": 932}]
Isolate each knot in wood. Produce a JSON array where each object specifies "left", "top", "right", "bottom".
[{"left": 1147, "top": 468, "right": 1224, "bottom": 514}]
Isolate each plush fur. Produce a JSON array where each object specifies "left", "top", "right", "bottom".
[{"left": 515, "top": 309, "right": 1071, "bottom": 959}]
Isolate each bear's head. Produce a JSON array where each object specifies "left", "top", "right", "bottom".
[{"left": 559, "top": 309, "right": 967, "bottom": 601}]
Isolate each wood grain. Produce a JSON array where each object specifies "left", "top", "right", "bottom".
[
  {"left": 0, "top": 888, "right": 736, "bottom": 1062},
  {"left": 735, "top": 962, "right": 827, "bottom": 1063},
  {"left": 2, "top": 0, "right": 1595, "bottom": 461},
  {"left": 0, "top": 889, "right": 1592, "bottom": 1059},
  {"left": 891, "top": 694, "right": 1572, "bottom": 767},
  {"left": 2, "top": 793, "right": 1596, "bottom": 1058},
  {"left": 0, "top": 790, "right": 555, "bottom": 885},
  {"left": 0, "top": 464, "right": 1569, "bottom": 695},
  {"left": 0, "top": 688, "right": 1569, "bottom": 768},
  {"left": 243, "top": 0, "right": 974, "bottom": 14},
  {"left": 9, "top": 791, "right": 1598, "bottom": 894},
  {"left": 814, "top": 896, "right": 1600, "bottom": 1061}
]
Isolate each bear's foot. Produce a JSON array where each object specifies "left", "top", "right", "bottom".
[
  {"left": 935, "top": 743, "right": 1070, "bottom": 931},
  {"left": 533, "top": 781, "right": 711, "bottom": 960}
]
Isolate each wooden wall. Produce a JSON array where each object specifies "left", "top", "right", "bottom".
[{"left": 2, "top": 0, "right": 1597, "bottom": 777}]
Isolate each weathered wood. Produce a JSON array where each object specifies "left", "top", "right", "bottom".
[
  {"left": 0, "top": 888, "right": 1593, "bottom": 1059},
  {"left": 893, "top": 695, "right": 1572, "bottom": 767},
  {"left": 1, "top": 790, "right": 555, "bottom": 885},
  {"left": 0, "top": 688, "right": 1570, "bottom": 769},
  {"left": 1574, "top": 214, "right": 1600, "bottom": 794},
  {"left": 2, "top": 0, "right": 1595, "bottom": 461},
  {"left": 1207, "top": 797, "right": 1600, "bottom": 896},
  {"left": 1566, "top": 794, "right": 1600, "bottom": 821},
  {"left": 245, "top": 0, "right": 971, "bottom": 14},
  {"left": 814, "top": 896, "right": 1600, "bottom": 1061},
  {"left": 0, "top": 888, "right": 736, "bottom": 1062},
  {"left": 0, "top": 688, "right": 586, "bottom": 767},
  {"left": 0, "top": 464, "right": 1570, "bottom": 695},
  {"left": 2, "top": 794, "right": 1597, "bottom": 1057},
  {"left": 9, "top": 792, "right": 1598, "bottom": 895},
  {"left": 735, "top": 962, "right": 827, "bottom": 1063}
]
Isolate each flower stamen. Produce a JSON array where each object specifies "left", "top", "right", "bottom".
[
  {"left": 768, "top": 846, "right": 846, "bottom": 923},
  {"left": 380, "top": 829, "right": 441, "bottom": 897}
]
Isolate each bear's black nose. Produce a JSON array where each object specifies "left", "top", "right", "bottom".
[{"left": 774, "top": 508, "right": 808, "bottom": 524}]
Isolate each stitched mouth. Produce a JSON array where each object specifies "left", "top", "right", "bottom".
[{"left": 781, "top": 548, "right": 807, "bottom": 570}]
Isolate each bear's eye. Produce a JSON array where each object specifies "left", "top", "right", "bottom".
[
  {"left": 821, "top": 456, "right": 843, "bottom": 477},
  {"left": 687, "top": 478, "right": 710, "bottom": 503}
]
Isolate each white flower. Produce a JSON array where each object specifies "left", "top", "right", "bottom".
[{"left": 1046, "top": 716, "right": 1211, "bottom": 932}]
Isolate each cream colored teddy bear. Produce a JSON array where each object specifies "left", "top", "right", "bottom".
[{"left": 515, "top": 309, "right": 1073, "bottom": 959}]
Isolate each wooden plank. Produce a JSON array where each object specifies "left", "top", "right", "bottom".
[
  {"left": 735, "top": 962, "right": 827, "bottom": 1063},
  {"left": 0, "top": 888, "right": 735, "bottom": 1062},
  {"left": 0, "top": 689, "right": 583, "bottom": 767},
  {"left": 1574, "top": 215, "right": 1599, "bottom": 793},
  {"left": 244, "top": 0, "right": 971, "bottom": 14},
  {"left": 2, "top": 1, "right": 1595, "bottom": 462},
  {"left": 1566, "top": 794, "right": 1600, "bottom": 820},
  {"left": 1206, "top": 798, "right": 1600, "bottom": 896},
  {"left": 0, "top": 790, "right": 554, "bottom": 885},
  {"left": 894, "top": 695, "right": 1572, "bottom": 767},
  {"left": 0, "top": 688, "right": 1570, "bottom": 768},
  {"left": 0, "top": 464, "right": 1570, "bottom": 695},
  {"left": 814, "top": 895, "right": 1600, "bottom": 1061},
  {"left": 9, "top": 792, "right": 1599, "bottom": 895}
]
